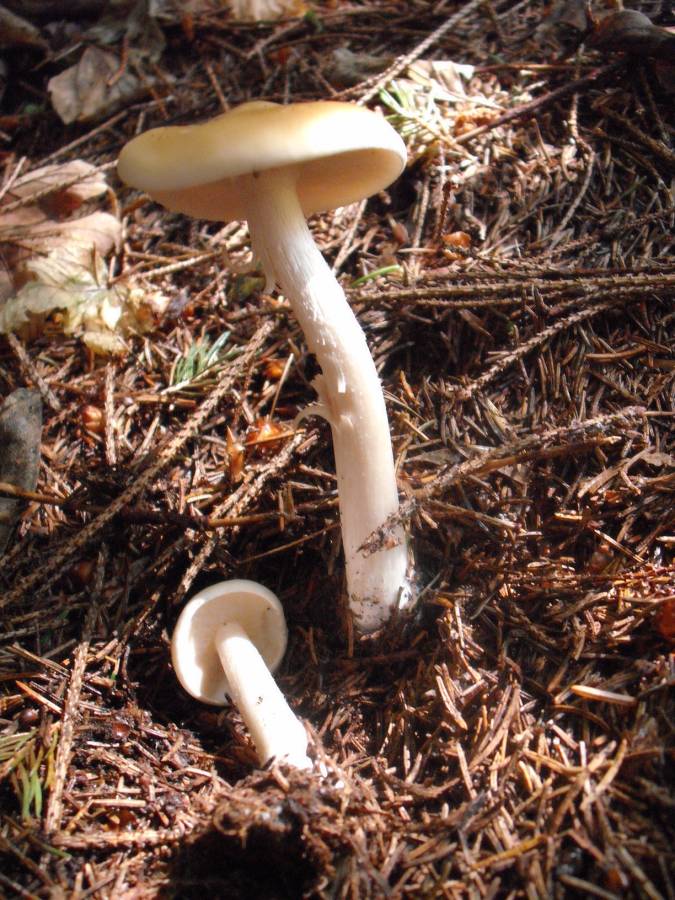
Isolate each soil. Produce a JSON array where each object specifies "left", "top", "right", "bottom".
[{"left": 0, "top": 1, "right": 673, "bottom": 897}]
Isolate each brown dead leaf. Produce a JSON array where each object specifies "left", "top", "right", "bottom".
[
  {"left": 0, "top": 4, "right": 47, "bottom": 48},
  {"left": 1, "top": 210, "right": 122, "bottom": 294},
  {"left": 48, "top": 46, "right": 144, "bottom": 124},
  {"left": 408, "top": 60, "right": 476, "bottom": 100},
  {"left": 536, "top": 0, "right": 588, "bottom": 48},
  {"left": 458, "top": 308, "right": 492, "bottom": 339},
  {"left": 329, "top": 48, "right": 393, "bottom": 87},
  {"left": 0, "top": 389, "right": 42, "bottom": 554},
  {"left": 0, "top": 159, "right": 167, "bottom": 353},
  {"left": 589, "top": 9, "right": 675, "bottom": 60},
  {"left": 8, "top": 160, "right": 109, "bottom": 218},
  {"left": 228, "top": 0, "right": 307, "bottom": 21},
  {"left": 0, "top": 254, "right": 168, "bottom": 355},
  {"left": 245, "top": 417, "right": 289, "bottom": 456}
]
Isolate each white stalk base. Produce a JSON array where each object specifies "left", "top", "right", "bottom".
[
  {"left": 215, "top": 622, "right": 311, "bottom": 769},
  {"left": 244, "top": 170, "right": 411, "bottom": 632}
]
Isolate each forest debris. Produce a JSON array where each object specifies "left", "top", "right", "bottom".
[
  {"left": 0, "top": 389, "right": 42, "bottom": 554},
  {"left": 330, "top": 48, "right": 394, "bottom": 86},
  {"left": 0, "top": 159, "right": 122, "bottom": 306},
  {"left": 6, "top": 160, "right": 109, "bottom": 213},
  {"left": 0, "top": 160, "right": 168, "bottom": 353},
  {"left": 589, "top": 9, "right": 675, "bottom": 60},
  {"left": 656, "top": 600, "right": 675, "bottom": 642},
  {"left": 537, "top": 3, "right": 675, "bottom": 60},
  {"left": 228, "top": 0, "right": 307, "bottom": 21},
  {"left": 0, "top": 254, "right": 168, "bottom": 355},
  {"left": 653, "top": 56, "right": 675, "bottom": 94},
  {"left": 536, "top": 0, "right": 588, "bottom": 47},
  {"left": 1, "top": 1, "right": 674, "bottom": 896},
  {"left": 1, "top": 209, "right": 122, "bottom": 296},
  {"left": 48, "top": 46, "right": 144, "bottom": 124},
  {"left": 577, "top": 447, "right": 674, "bottom": 498},
  {"left": 379, "top": 56, "right": 508, "bottom": 161},
  {"left": 569, "top": 684, "right": 637, "bottom": 707},
  {"left": 0, "top": 4, "right": 47, "bottom": 48},
  {"left": 1, "top": 0, "right": 106, "bottom": 19},
  {"left": 407, "top": 59, "right": 476, "bottom": 100},
  {"left": 85, "top": 0, "right": 166, "bottom": 63},
  {"left": 442, "top": 230, "right": 472, "bottom": 260}
]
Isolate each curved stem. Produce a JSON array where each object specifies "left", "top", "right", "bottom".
[
  {"left": 244, "top": 170, "right": 410, "bottom": 632},
  {"left": 215, "top": 622, "right": 311, "bottom": 769}
]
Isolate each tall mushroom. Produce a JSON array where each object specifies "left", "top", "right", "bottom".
[
  {"left": 118, "top": 101, "right": 411, "bottom": 632},
  {"left": 171, "top": 579, "right": 311, "bottom": 769}
]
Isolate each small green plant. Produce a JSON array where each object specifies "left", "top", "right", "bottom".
[
  {"left": 379, "top": 61, "right": 481, "bottom": 161},
  {"left": 0, "top": 729, "right": 35, "bottom": 765},
  {"left": 15, "top": 748, "right": 44, "bottom": 820},
  {"left": 2, "top": 726, "right": 60, "bottom": 822},
  {"left": 379, "top": 78, "right": 464, "bottom": 164},
  {"left": 1, "top": 729, "right": 55, "bottom": 821},
  {"left": 350, "top": 265, "right": 403, "bottom": 288},
  {"left": 380, "top": 82, "right": 432, "bottom": 144},
  {"left": 169, "top": 331, "right": 233, "bottom": 392}
]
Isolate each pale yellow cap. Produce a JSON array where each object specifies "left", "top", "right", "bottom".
[{"left": 118, "top": 101, "right": 406, "bottom": 220}]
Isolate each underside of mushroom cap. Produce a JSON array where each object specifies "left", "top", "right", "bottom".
[
  {"left": 171, "top": 579, "right": 288, "bottom": 706},
  {"left": 117, "top": 100, "right": 407, "bottom": 220}
]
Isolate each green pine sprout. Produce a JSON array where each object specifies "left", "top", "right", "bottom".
[
  {"left": 168, "top": 331, "right": 234, "bottom": 392},
  {"left": 350, "top": 265, "right": 403, "bottom": 287}
]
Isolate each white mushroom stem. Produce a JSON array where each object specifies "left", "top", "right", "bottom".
[
  {"left": 243, "top": 169, "right": 410, "bottom": 632},
  {"left": 215, "top": 621, "right": 311, "bottom": 769}
]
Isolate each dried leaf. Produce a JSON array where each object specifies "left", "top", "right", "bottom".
[
  {"left": 1, "top": 210, "right": 123, "bottom": 296},
  {"left": 48, "top": 46, "right": 143, "bottom": 124},
  {"left": 245, "top": 417, "right": 288, "bottom": 456},
  {"left": 589, "top": 9, "right": 675, "bottom": 60},
  {"left": 81, "top": 330, "right": 128, "bottom": 356},
  {"left": 0, "top": 280, "right": 81, "bottom": 333},
  {"left": 86, "top": 0, "right": 166, "bottom": 64},
  {"left": 228, "top": 0, "right": 307, "bottom": 21},
  {"left": 227, "top": 426, "right": 245, "bottom": 482},
  {"left": 657, "top": 599, "right": 675, "bottom": 642},
  {"left": 536, "top": 0, "right": 588, "bottom": 48},
  {"left": 0, "top": 157, "right": 166, "bottom": 353},
  {"left": 330, "top": 48, "right": 393, "bottom": 87},
  {"left": 407, "top": 60, "right": 476, "bottom": 101},
  {"left": 8, "top": 161, "right": 109, "bottom": 215},
  {"left": 379, "top": 58, "right": 504, "bottom": 161},
  {"left": 0, "top": 158, "right": 123, "bottom": 301},
  {"left": 0, "top": 257, "right": 169, "bottom": 354},
  {"left": 0, "top": 4, "right": 47, "bottom": 49},
  {"left": 0, "top": 389, "right": 42, "bottom": 554},
  {"left": 23, "top": 211, "right": 122, "bottom": 266}
]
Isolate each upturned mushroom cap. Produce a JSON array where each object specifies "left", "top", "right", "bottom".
[
  {"left": 171, "top": 579, "right": 287, "bottom": 705},
  {"left": 117, "top": 100, "right": 407, "bottom": 220}
]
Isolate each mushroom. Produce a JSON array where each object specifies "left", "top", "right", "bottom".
[
  {"left": 118, "top": 101, "right": 411, "bottom": 632},
  {"left": 171, "top": 579, "right": 311, "bottom": 770}
]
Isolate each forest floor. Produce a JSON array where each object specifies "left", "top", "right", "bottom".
[{"left": 0, "top": 0, "right": 673, "bottom": 897}]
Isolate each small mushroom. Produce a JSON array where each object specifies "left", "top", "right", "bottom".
[
  {"left": 171, "top": 579, "right": 311, "bottom": 770},
  {"left": 118, "top": 101, "right": 412, "bottom": 632}
]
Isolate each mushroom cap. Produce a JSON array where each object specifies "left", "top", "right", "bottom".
[
  {"left": 171, "top": 579, "right": 288, "bottom": 706},
  {"left": 117, "top": 100, "right": 407, "bottom": 220}
]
